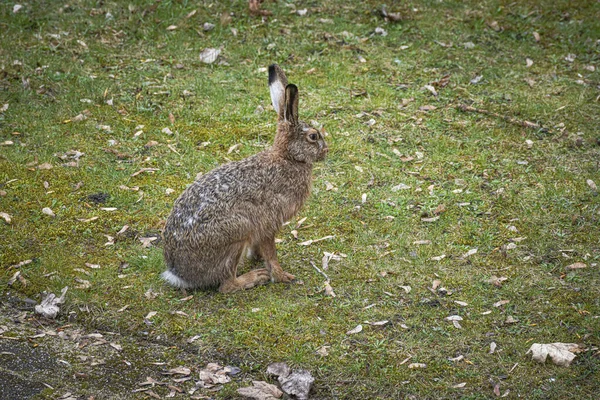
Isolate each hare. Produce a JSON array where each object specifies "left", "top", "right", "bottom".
[{"left": 162, "top": 65, "right": 328, "bottom": 293}]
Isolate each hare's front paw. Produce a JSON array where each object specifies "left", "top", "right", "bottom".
[{"left": 273, "top": 270, "right": 295, "bottom": 283}]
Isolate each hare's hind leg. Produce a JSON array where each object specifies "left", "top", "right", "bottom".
[
  {"left": 218, "top": 242, "right": 271, "bottom": 293},
  {"left": 258, "top": 237, "right": 295, "bottom": 283}
]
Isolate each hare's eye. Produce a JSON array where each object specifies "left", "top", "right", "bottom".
[{"left": 308, "top": 133, "right": 318, "bottom": 141}]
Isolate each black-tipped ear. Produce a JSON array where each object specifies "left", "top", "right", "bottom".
[
  {"left": 268, "top": 64, "right": 278, "bottom": 86},
  {"left": 269, "top": 64, "right": 288, "bottom": 120},
  {"left": 284, "top": 84, "right": 298, "bottom": 125}
]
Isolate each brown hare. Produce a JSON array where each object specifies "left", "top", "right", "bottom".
[{"left": 162, "top": 65, "right": 328, "bottom": 293}]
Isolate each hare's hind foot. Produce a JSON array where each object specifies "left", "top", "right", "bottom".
[{"left": 219, "top": 268, "right": 271, "bottom": 293}]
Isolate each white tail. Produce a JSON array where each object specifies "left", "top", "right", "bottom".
[{"left": 161, "top": 270, "right": 194, "bottom": 289}]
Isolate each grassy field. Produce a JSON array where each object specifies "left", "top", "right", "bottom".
[{"left": 1, "top": 0, "right": 599, "bottom": 398}]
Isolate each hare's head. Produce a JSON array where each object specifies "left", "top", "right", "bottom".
[{"left": 269, "top": 64, "right": 328, "bottom": 164}]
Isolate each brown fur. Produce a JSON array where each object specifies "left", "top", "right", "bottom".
[{"left": 162, "top": 65, "right": 328, "bottom": 293}]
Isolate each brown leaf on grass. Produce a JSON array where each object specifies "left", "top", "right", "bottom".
[
  {"left": 408, "top": 363, "right": 427, "bottom": 369},
  {"left": 163, "top": 366, "right": 191, "bottom": 376},
  {"left": 433, "top": 204, "right": 446, "bottom": 215},
  {"left": 431, "top": 280, "right": 442, "bottom": 290},
  {"left": 197, "top": 363, "right": 232, "bottom": 388},
  {"left": 75, "top": 278, "right": 91, "bottom": 289},
  {"left": 493, "top": 300, "right": 510, "bottom": 308},
  {"left": 527, "top": 343, "right": 581, "bottom": 367},
  {"left": 139, "top": 237, "right": 158, "bottom": 248},
  {"left": 487, "top": 276, "right": 508, "bottom": 287},
  {"left": 316, "top": 346, "right": 330, "bottom": 357},
  {"left": 249, "top": 0, "right": 272, "bottom": 16},
  {"left": 9, "top": 259, "right": 33, "bottom": 269},
  {"left": 237, "top": 381, "right": 283, "bottom": 400},
  {"left": 493, "top": 383, "right": 501, "bottom": 396},
  {"left": 324, "top": 281, "right": 336, "bottom": 297},
  {"left": 566, "top": 262, "right": 586, "bottom": 270},
  {"left": 37, "top": 162, "right": 53, "bottom": 170},
  {"left": 487, "top": 20, "right": 501, "bottom": 32},
  {"left": 423, "top": 85, "right": 438, "bottom": 97},
  {"left": 131, "top": 168, "right": 159, "bottom": 177},
  {"left": 532, "top": 31, "right": 540, "bottom": 42},
  {"left": 524, "top": 77, "right": 536, "bottom": 88},
  {"left": 419, "top": 105, "right": 437, "bottom": 111},
  {"left": 586, "top": 179, "right": 597, "bottom": 190}
]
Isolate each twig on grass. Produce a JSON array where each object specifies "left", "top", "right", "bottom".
[
  {"left": 457, "top": 104, "right": 550, "bottom": 133},
  {"left": 310, "top": 261, "right": 330, "bottom": 282}
]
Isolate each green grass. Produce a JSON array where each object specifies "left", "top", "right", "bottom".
[{"left": 1, "top": 0, "right": 599, "bottom": 398}]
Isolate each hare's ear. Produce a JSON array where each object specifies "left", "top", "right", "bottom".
[
  {"left": 268, "top": 64, "right": 288, "bottom": 119},
  {"left": 284, "top": 84, "right": 298, "bottom": 125}
]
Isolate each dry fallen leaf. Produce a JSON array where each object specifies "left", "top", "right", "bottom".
[
  {"left": 408, "top": 363, "right": 427, "bottom": 369},
  {"left": 131, "top": 168, "right": 159, "bottom": 177},
  {"left": 452, "top": 382, "right": 467, "bottom": 389},
  {"left": 164, "top": 366, "right": 191, "bottom": 376},
  {"left": 487, "top": 276, "right": 508, "bottom": 287},
  {"left": 462, "top": 248, "right": 478, "bottom": 258},
  {"left": 316, "top": 346, "right": 330, "bottom": 357},
  {"left": 346, "top": 324, "right": 363, "bottom": 335},
  {"left": 237, "top": 380, "right": 283, "bottom": 400},
  {"left": 527, "top": 343, "right": 580, "bottom": 367},
  {"left": 298, "top": 235, "right": 334, "bottom": 246},
  {"left": 139, "top": 237, "right": 158, "bottom": 248},
  {"left": 487, "top": 20, "right": 501, "bottom": 32},
  {"left": 199, "top": 48, "right": 221, "bottom": 64},
  {"left": 196, "top": 363, "right": 232, "bottom": 388},
  {"left": 413, "top": 240, "right": 431, "bottom": 245},
  {"left": 532, "top": 31, "right": 540, "bottom": 42},
  {"left": 0, "top": 212, "right": 12, "bottom": 224},
  {"left": 566, "top": 262, "right": 586, "bottom": 270},
  {"left": 493, "top": 300, "right": 510, "bottom": 308},
  {"left": 423, "top": 85, "right": 438, "bottom": 97},
  {"left": 323, "top": 281, "right": 336, "bottom": 297},
  {"left": 37, "top": 162, "right": 53, "bottom": 170},
  {"left": 586, "top": 179, "right": 597, "bottom": 191},
  {"left": 35, "top": 286, "right": 68, "bottom": 318},
  {"left": 42, "top": 207, "right": 56, "bottom": 217}
]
